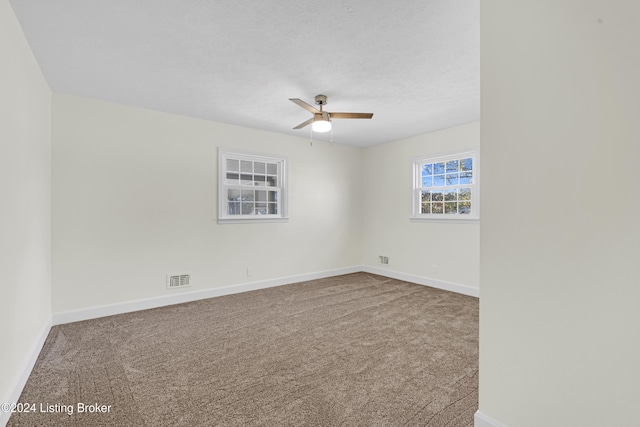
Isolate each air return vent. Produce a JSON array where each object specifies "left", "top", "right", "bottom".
[{"left": 167, "top": 274, "right": 190, "bottom": 289}]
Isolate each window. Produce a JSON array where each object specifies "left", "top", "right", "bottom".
[
  {"left": 218, "top": 148, "right": 288, "bottom": 223},
  {"left": 412, "top": 149, "right": 479, "bottom": 220}
]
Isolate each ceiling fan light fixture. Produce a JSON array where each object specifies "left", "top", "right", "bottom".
[{"left": 312, "top": 118, "right": 332, "bottom": 133}]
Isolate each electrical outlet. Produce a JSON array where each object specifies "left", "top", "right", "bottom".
[
  {"left": 246, "top": 268, "right": 253, "bottom": 277},
  {"left": 432, "top": 264, "right": 438, "bottom": 274},
  {"left": 379, "top": 256, "right": 389, "bottom": 265}
]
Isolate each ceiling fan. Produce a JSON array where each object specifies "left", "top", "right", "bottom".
[{"left": 289, "top": 95, "right": 373, "bottom": 133}]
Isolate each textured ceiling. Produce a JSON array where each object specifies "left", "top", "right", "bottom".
[{"left": 9, "top": 0, "right": 479, "bottom": 147}]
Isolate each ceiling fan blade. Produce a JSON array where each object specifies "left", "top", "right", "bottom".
[
  {"left": 289, "top": 98, "right": 320, "bottom": 114},
  {"left": 293, "top": 117, "right": 314, "bottom": 129},
  {"left": 329, "top": 112, "right": 374, "bottom": 119}
]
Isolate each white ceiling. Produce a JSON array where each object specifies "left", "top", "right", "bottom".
[{"left": 9, "top": 0, "right": 479, "bottom": 147}]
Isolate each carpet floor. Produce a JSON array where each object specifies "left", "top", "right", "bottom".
[{"left": 8, "top": 273, "right": 479, "bottom": 426}]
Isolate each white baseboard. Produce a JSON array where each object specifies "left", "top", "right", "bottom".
[
  {"left": 362, "top": 265, "right": 479, "bottom": 298},
  {"left": 52, "top": 265, "right": 361, "bottom": 325},
  {"left": 1, "top": 317, "right": 52, "bottom": 427},
  {"left": 475, "top": 410, "right": 509, "bottom": 427},
  {"left": 52, "top": 265, "right": 478, "bottom": 326}
]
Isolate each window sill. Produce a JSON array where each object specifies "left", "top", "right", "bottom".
[
  {"left": 410, "top": 216, "right": 479, "bottom": 224},
  {"left": 217, "top": 217, "right": 289, "bottom": 224}
]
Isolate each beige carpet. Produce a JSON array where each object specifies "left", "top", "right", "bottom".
[{"left": 9, "top": 273, "right": 478, "bottom": 426}]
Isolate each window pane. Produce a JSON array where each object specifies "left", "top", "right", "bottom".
[
  {"left": 421, "top": 191, "right": 431, "bottom": 202},
  {"left": 226, "top": 173, "right": 239, "bottom": 184},
  {"left": 254, "top": 162, "right": 266, "bottom": 174},
  {"left": 226, "top": 159, "right": 239, "bottom": 172},
  {"left": 445, "top": 173, "right": 459, "bottom": 186},
  {"left": 431, "top": 191, "right": 443, "bottom": 202},
  {"left": 422, "top": 176, "right": 432, "bottom": 187},
  {"left": 268, "top": 191, "right": 278, "bottom": 202},
  {"left": 459, "top": 202, "right": 471, "bottom": 214},
  {"left": 255, "top": 203, "right": 267, "bottom": 215},
  {"left": 228, "top": 202, "right": 240, "bottom": 215},
  {"left": 421, "top": 202, "right": 431, "bottom": 214},
  {"left": 255, "top": 190, "right": 267, "bottom": 202},
  {"left": 242, "top": 202, "right": 253, "bottom": 214},
  {"left": 268, "top": 203, "right": 277, "bottom": 214},
  {"left": 433, "top": 174, "right": 445, "bottom": 186},
  {"left": 432, "top": 202, "right": 443, "bottom": 213},
  {"left": 433, "top": 162, "right": 445, "bottom": 174},
  {"left": 459, "top": 188, "right": 471, "bottom": 201},
  {"left": 254, "top": 175, "right": 266, "bottom": 186},
  {"left": 241, "top": 190, "right": 254, "bottom": 201},
  {"left": 266, "top": 176, "right": 277, "bottom": 187},
  {"left": 241, "top": 160, "right": 253, "bottom": 173},
  {"left": 446, "top": 160, "right": 459, "bottom": 173},
  {"left": 267, "top": 163, "right": 277, "bottom": 175},
  {"left": 228, "top": 189, "right": 241, "bottom": 201},
  {"left": 422, "top": 164, "right": 433, "bottom": 175},
  {"left": 460, "top": 171, "right": 472, "bottom": 184},
  {"left": 241, "top": 174, "right": 253, "bottom": 185},
  {"left": 445, "top": 202, "right": 457, "bottom": 214},
  {"left": 444, "top": 189, "right": 457, "bottom": 201},
  {"left": 460, "top": 158, "right": 473, "bottom": 171}
]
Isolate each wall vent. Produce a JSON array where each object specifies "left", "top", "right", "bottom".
[{"left": 167, "top": 274, "right": 190, "bottom": 289}]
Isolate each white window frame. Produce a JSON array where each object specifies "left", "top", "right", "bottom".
[
  {"left": 411, "top": 149, "right": 479, "bottom": 222},
  {"left": 218, "top": 148, "right": 288, "bottom": 224}
]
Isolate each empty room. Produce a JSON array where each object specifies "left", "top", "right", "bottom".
[{"left": 1, "top": 1, "right": 638, "bottom": 427}]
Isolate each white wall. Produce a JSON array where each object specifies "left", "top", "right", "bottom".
[
  {"left": 479, "top": 1, "right": 640, "bottom": 426},
  {"left": 0, "top": 0, "right": 52, "bottom": 411},
  {"left": 362, "top": 122, "right": 479, "bottom": 292},
  {"left": 52, "top": 94, "right": 363, "bottom": 313}
]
